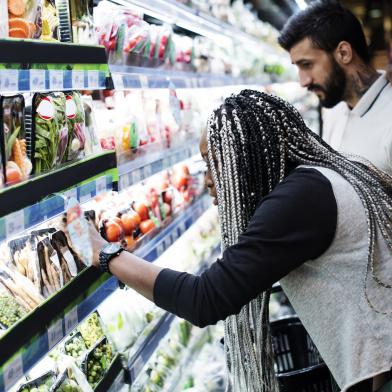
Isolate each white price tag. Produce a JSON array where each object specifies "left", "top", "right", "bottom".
[
  {"left": 64, "top": 188, "right": 77, "bottom": 201},
  {"left": 95, "top": 176, "right": 107, "bottom": 195},
  {"left": 3, "top": 354, "right": 23, "bottom": 391},
  {"left": 87, "top": 71, "right": 99, "bottom": 89},
  {"left": 185, "top": 78, "right": 193, "bottom": 89},
  {"left": 143, "top": 164, "right": 152, "bottom": 179},
  {"left": 119, "top": 175, "right": 130, "bottom": 191},
  {"left": 178, "top": 222, "right": 187, "bottom": 236},
  {"left": 79, "top": 193, "right": 91, "bottom": 204},
  {"left": 172, "top": 229, "right": 178, "bottom": 242},
  {"left": 47, "top": 318, "right": 63, "bottom": 350},
  {"left": 163, "top": 157, "right": 170, "bottom": 168},
  {"left": 5, "top": 210, "right": 24, "bottom": 238},
  {"left": 164, "top": 236, "right": 171, "bottom": 249},
  {"left": 139, "top": 75, "right": 149, "bottom": 89},
  {"left": 156, "top": 242, "right": 165, "bottom": 257},
  {"left": 72, "top": 70, "right": 85, "bottom": 90},
  {"left": 49, "top": 70, "right": 64, "bottom": 90},
  {"left": 112, "top": 73, "right": 124, "bottom": 90},
  {"left": 64, "top": 306, "right": 78, "bottom": 335},
  {"left": 30, "top": 69, "right": 46, "bottom": 90},
  {"left": 1, "top": 70, "right": 18, "bottom": 92},
  {"left": 132, "top": 169, "right": 141, "bottom": 184}
]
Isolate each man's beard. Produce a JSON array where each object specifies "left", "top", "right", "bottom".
[{"left": 308, "top": 58, "right": 346, "bottom": 108}]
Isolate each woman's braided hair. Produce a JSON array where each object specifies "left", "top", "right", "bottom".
[{"left": 206, "top": 89, "right": 392, "bottom": 391}]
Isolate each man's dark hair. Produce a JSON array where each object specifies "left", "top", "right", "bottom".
[{"left": 278, "top": 0, "right": 370, "bottom": 63}]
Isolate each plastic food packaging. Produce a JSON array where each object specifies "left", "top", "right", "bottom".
[
  {"left": 82, "top": 96, "right": 101, "bottom": 156},
  {"left": 7, "top": 0, "right": 59, "bottom": 41},
  {"left": 17, "top": 370, "right": 56, "bottom": 392},
  {"left": 69, "top": 0, "right": 95, "bottom": 44},
  {"left": 0, "top": 94, "right": 32, "bottom": 185},
  {"left": 0, "top": 281, "right": 27, "bottom": 328},
  {"left": 64, "top": 91, "right": 86, "bottom": 162},
  {"left": 33, "top": 92, "right": 67, "bottom": 173}
]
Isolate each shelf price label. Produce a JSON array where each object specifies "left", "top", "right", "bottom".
[
  {"left": 79, "top": 193, "right": 91, "bottom": 204},
  {"left": 178, "top": 222, "right": 187, "bottom": 237},
  {"left": 3, "top": 354, "right": 23, "bottom": 391},
  {"left": 64, "top": 306, "right": 78, "bottom": 335},
  {"left": 112, "top": 73, "right": 124, "bottom": 90},
  {"left": 132, "top": 169, "right": 141, "bottom": 184},
  {"left": 95, "top": 176, "right": 107, "bottom": 195},
  {"left": 156, "top": 242, "right": 165, "bottom": 258},
  {"left": 162, "top": 157, "right": 171, "bottom": 169},
  {"left": 5, "top": 210, "right": 24, "bottom": 238},
  {"left": 72, "top": 70, "right": 85, "bottom": 90},
  {"left": 47, "top": 318, "right": 64, "bottom": 350},
  {"left": 30, "top": 69, "right": 46, "bottom": 90},
  {"left": 143, "top": 164, "right": 152, "bottom": 179},
  {"left": 64, "top": 188, "right": 78, "bottom": 202},
  {"left": 1, "top": 70, "right": 19, "bottom": 92},
  {"left": 119, "top": 175, "right": 130, "bottom": 191},
  {"left": 87, "top": 71, "right": 99, "bottom": 89},
  {"left": 49, "top": 70, "right": 64, "bottom": 90},
  {"left": 139, "top": 75, "right": 149, "bottom": 89}
]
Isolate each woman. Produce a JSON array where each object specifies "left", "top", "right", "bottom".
[{"left": 90, "top": 90, "right": 392, "bottom": 392}]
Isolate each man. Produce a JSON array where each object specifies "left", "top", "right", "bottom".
[{"left": 278, "top": 1, "right": 392, "bottom": 175}]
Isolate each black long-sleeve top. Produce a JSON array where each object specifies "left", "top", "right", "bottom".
[{"left": 153, "top": 168, "right": 337, "bottom": 327}]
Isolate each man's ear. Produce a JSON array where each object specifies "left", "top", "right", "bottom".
[{"left": 333, "top": 41, "right": 353, "bottom": 66}]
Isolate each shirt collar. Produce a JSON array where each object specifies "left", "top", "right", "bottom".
[{"left": 351, "top": 71, "right": 389, "bottom": 117}]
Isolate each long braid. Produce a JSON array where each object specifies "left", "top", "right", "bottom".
[{"left": 206, "top": 90, "right": 392, "bottom": 391}]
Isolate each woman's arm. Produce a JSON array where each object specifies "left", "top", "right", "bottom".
[{"left": 91, "top": 168, "right": 337, "bottom": 327}]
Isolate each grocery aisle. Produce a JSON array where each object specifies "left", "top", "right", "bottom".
[{"left": 0, "top": 0, "right": 320, "bottom": 391}]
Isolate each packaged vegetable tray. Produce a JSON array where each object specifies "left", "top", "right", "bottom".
[
  {"left": 32, "top": 92, "right": 67, "bottom": 174},
  {"left": 0, "top": 94, "right": 32, "bottom": 185},
  {"left": 16, "top": 370, "right": 56, "bottom": 392},
  {"left": 7, "top": 0, "right": 59, "bottom": 41},
  {"left": 64, "top": 91, "right": 86, "bottom": 162},
  {"left": 81, "top": 336, "right": 113, "bottom": 387}
]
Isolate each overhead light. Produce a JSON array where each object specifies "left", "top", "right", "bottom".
[{"left": 295, "top": 0, "right": 308, "bottom": 10}]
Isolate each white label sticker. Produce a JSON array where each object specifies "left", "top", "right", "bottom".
[
  {"left": 63, "top": 249, "right": 78, "bottom": 277},
  {"left": 156, "top": 242, "right": 165, "bottom": 257},
  {"left": 64, "top": 188, "right": 77, "bottom": 201},
  {"left": 1, "top": 70, "right": 18, "bottom": 92},
  {"left": 30, "top": 69, "right": 46, "bottom": 91},
  {"left": 112, "top": 73, "right": 124, "bottom": 90},
  {"left": 65, "top": 95, "right": 77, "bottom": 119},
  {"left": 47, "top": 318, "right": 63, "bottom": 350},
  {"left": 79, "top": 193, "right": 91, "bottom": 204},
  {"left": 172, "top": 229, "right": 178, "bottom": 242},
  {"left": 95, "top": 176, "right": 107, "bottom": 195},
  {"left": 5, "top": 210, "right": 24, "bottom": 238},
  {"left": 132, "top": 169, "right": 141, "bottom": 184},
  {"left": 64, "top": 306, "right": 78, "bottom": 335},
  {"left": 119, "top": 175, "right": 129, "bottom": 191},
  {"left": 139, "top": 75, "right": 149, "bottom": 89},
  {"left": 143, "top": 165, "right": 152, "bottom": 178},
  {"left": 163, "top": 157, "right": 170, "bottom": 168},
  {"left": 72, "top": 70, "right": 85, "bottom": 90},
  {"left": 87, "top": 71, "right": 99, "bottom": 88},
  {"left": 3, "top": 354, "right": 23, "bottom": 391},
  {"left": 178, "top": 222, "right": 187, "bottom": 236},
  {"left": 37, "top": 96, "right": 55, "bottom": 121},
  {"left": 49, "top": 70, "right": 64, "bottom": 90}
]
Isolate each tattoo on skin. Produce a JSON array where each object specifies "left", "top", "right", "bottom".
[{"left": 346, "top": 67, "right": 379, "bottom": 106}]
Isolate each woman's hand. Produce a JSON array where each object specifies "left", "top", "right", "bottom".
[{"left": 88, "top": 220, "right": 107, "bottom": 268}]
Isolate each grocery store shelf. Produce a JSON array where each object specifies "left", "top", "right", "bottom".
[
  {"left": 118, "top": 140, "right": 200, "bottom": 190},
  {"left": 0, "top": 193, "right": 211, "bottom": 392},
  {"left": 128, "top": 241, "right": 220, "bottom": 385},
  {"left": 0, "top": 40, "right": 110, "bottom": 92},
  {"left": 110, "top": 65, "right": 269, "bottom": 90},
  {"left": 0, "top": 151, "right": 117, "bottom": 242},
  {"left": 95, "top": 353, "right": 127, "bottom": 392},
  {"left": 108, "top": 0, "right": 278, "bottom": 54}
]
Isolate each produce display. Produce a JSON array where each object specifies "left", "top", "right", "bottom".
[
  {"left": 0, "top": 291, "right": 27, "bottom": 328},
  {"left": 64, "top": 332, "right": 87, "bottom": 359},
  {"left": 1, "top": 94, "right": 32, "bottom": 185},
  {"left": 5, "top": 0, "right": 59, "bottom": 40},
  {"left": 78, "top": 312, "right": 104, "bottom": 349},
  {"left": 17, "top": 371, "right": 56, "bottom": 392},
  {"left": 69, "top": 0, "right": 95, "bottom": 45},
  {"left": 84, "top": 336, "right": 113, "bottom": 387}
]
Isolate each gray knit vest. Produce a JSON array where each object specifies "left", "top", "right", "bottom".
[{"left": 280, "top": 166, "right": 392, "bottom": 392}]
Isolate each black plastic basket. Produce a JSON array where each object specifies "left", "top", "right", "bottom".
[{"left": 270, "top": 316, "right": 336, "bottom": 392}]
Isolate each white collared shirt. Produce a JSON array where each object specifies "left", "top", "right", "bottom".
[{"left": 322, "top": 72, "right": 392, "bottom": 175}]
